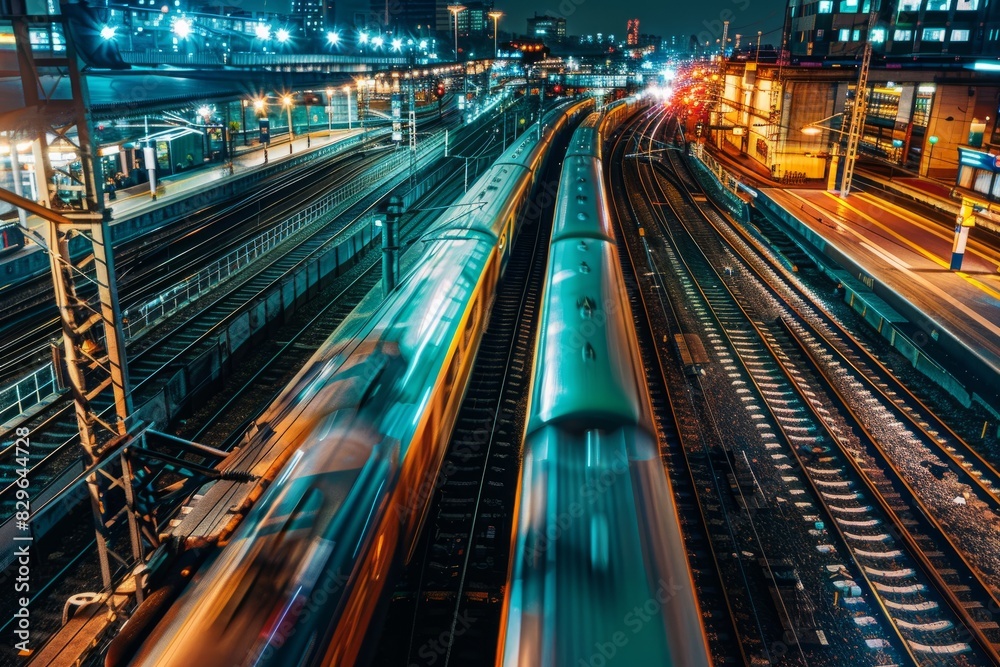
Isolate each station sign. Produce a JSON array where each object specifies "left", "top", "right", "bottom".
[
  {"left": 392, "top": 93, "right": 402, "bottom": 142},
  {"left": 958, "top": 147, "right": 1000, "bottom": 173},
  {"left": 259, "top": 118, "right": 270, "bottom": 145}
]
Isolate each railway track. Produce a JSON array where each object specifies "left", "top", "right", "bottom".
[
  {"left": 0, "top": 137, "right": 381, "bottom": 381},
  {"left": 0, "top": 138, "right": 490, "bottom": 666},
  {"left": 372, "top": 122, "right": 569, "bottom": 667},
  {"left": 656, "top": 145, "right": 1000, "bottom": 662},
  {"left": 0, "top": 109, "right": 460, "bottom": 385},
  {"left": 623, "top": 108, "right": 1000, "bottom": 664},
  {"left": 0, "top": 121, "right": 502, "bottom": 518},
  {"left": 606, "top": 108, "right": 754, "bottom": 666}
]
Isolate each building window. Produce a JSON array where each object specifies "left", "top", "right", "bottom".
[
  {"left": 922, "top": 28, "right": 946, "bottom": 41},
  {"left": 898, "top": 0, "right": 921, "bottom": 9},
  {"left": 839, "top": 0, "right": 858, "bottom": 10},
  {"left": 816, "top": 29, "right": 825, "bottom": 40},
  {"left": 819, "top": 0, "right": 834, "bottom": 12},
  {"left": 926, "top": 0, "right": 951, "bottom": 9},
  {"left": 853, "top": 29, "right": 861, "bottom": 40},
  {"left": 871, "top": 27, "right": 886, "bottom": 42},
  {"left": 839, "top": 28, "right": 852, "bottom": 41},
  {"left": 951, "top": 29, "right": 970, "bottom": 41},
  {"left": 912, "top": 89, "right": 933, "bottom": 126},
  {"left": 894, "top": 29, "right": 913, "bottom": 41},
  {"left": 956, "top": 0, "right": 979, "bottom": 9}
]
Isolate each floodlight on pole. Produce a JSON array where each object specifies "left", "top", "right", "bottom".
[
  {"left": 173, "top": 17, "right": 191, "bottom": 38},
  {"left": 488, "top": 11, "right": 503, "bottom": 59},
  {"left": 344, "top": 85, "right": 352, "bottom": 129},
  {"left": 282, "top": 94, "right": 294, "bottom": 154},
  {"left": 448, "top": 5, "right": 466, "bottom": 62},
  {"left": 326, "top": 87, "right": 334, "bottom": 135}
]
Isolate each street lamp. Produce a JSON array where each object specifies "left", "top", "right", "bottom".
[
  {"left": 198, "top": 106, "right": 212, "bottom": 160},
  {"left": 100, "top": 25, "right": 116, "bottom": 41},
  {"left": 488, "top": 11, "right": 503, "bottom": 60},
  {"left": 448, "top": 5, "right": 466, "bottom": 62},
  {"left": 801, "top": 113, "right": 846, "bottom": 136},
  {"left": 928, "top": 134, "right": 939, "bottom": 166},
  {"left": 241, "top": 99, "right": 249, "bottom": 145},
  {"left": 326, "top": 87, "right": 334, "bottom": 136},
  {"left": 344, "top": 85, "right": 353, "bottom": 129},
  {"left": 282, "top": 94, "right": 294, "bottom": 154},
  {"left": 801, "top": 113, "right": 857, "bottom": 192}
]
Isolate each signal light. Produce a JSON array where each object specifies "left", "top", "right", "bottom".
[{"left": 435, "top": 83, "right": 446, "bottom": 98}]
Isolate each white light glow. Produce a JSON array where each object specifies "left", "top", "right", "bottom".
[{"left": 173, "top": 17, "right": 191, "bottom": 38}]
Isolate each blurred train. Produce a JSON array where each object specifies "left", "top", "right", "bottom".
[
  {"left": 116, "top": 97, "right": 594, "bottom": 667},
  {"left": 496, "top": 99, "right": 712, "bottom": 666}
]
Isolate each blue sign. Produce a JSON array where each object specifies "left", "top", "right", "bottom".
[
  {"left": 259, "top": 118, "right": 270, "bottom": 145},
  {"left": 958, "top": 147, "right": 1000, "bottom": 172}
]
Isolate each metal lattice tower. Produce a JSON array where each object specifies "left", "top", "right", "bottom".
[
  {"left": 841, "top": 7, "right": 880, "bottom": 198},
  {"left": 2, "top": 0, "right": 143, "bottom": 588}
]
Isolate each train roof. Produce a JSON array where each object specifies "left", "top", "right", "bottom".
[
  {"left": 528, "top": 238, "right": 650, "bottom": 432},
  {"left": 550, "top": 143, "right": 614, "bottom": 245},
  {"left": 564, "top": 113, "right": 602, "bottom": 161}
]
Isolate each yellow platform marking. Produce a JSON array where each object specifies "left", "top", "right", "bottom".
[
  {"left": 775, "top": 191, "right": 1000, "bottom": 335},
  {"left": 856, "top": 192, "right": 1000, "bottom": 266},
  {"left": 816, "top": 191, "right": 951, "bottom": 270}
]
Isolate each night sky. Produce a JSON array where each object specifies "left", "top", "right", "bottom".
[
  {"left": 500, "top": 0, "right": 787, "bottom": 46},
  {"left": 243, "top": 0, "right": 789, "bottom": 47}
]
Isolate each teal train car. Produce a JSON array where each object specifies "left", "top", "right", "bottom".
[
  {"left": 120, "top": 98, "right": 593, "bottom": 667},
  {"left": 497, "top": 98, "right": 713, "bottom": 667}
]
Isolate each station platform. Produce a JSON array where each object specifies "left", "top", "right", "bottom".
[
  {"left": 0, "top": 128, "right": 364, "bottom": 290},
  {"left": 106, "top": 128, "right": 362, "bottom": 222},
  {"left": 700, "top": 141, "right": 1000, "bottom": 420}
]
